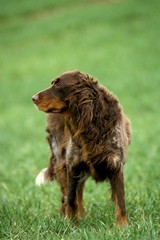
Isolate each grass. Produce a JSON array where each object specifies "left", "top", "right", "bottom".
[{"left": 0, "top": 0, "right": 160, "bottom": 239}]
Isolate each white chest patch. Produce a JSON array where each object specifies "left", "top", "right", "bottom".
[
  {"left": 51, "top": 138, "right": 59, "bottom": 160},
  {"left": 66, "top": 137, "right": 72, "bottom": 163}
]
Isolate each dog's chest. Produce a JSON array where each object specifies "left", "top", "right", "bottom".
[{"left": 51, "top": 135, "right": 71, "bottom": 162}]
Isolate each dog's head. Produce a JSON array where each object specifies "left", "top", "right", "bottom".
[
  {"left": 32, "top": 70, "right": 99, "bottom": 128},
  {"left": 32, "top": 70, "right": 77, "bottom": 113},
  {"left": 33, "top": 70, "right": 96, "bottom": 109}
]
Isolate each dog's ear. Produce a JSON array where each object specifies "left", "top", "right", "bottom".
[
  {"left": 72, "top": 69, "right": 81, "bottom": 76},
  {"left": 77, "top": 98, "right": 94, "bottom": 128}
]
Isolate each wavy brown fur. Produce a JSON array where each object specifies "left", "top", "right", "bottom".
[{"left": 32, "top": 70, "right": 131, "bottom": 226}]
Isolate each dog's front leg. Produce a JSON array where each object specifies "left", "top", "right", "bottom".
[
  {"left": 55, "top": 163, "right": 68, "bottom": 215},
  {"left": 66, "top": 165, "right": 80, "bottom": 223},
  {"left": 76, "top": 180, "right": 86, "bottom": 217}
]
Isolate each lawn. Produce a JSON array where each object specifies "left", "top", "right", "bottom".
[{"left": 0, "top": 0, "right": 160, "bottom": 239}]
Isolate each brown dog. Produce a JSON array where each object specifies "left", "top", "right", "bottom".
[{"left": 32, "top": 70, "right": 131, "bottom": 226}]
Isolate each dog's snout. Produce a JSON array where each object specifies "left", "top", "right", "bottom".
[{"left": 32, "top": 94, "right": 39, "bottom": 102}]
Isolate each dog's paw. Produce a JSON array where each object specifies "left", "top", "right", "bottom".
[{"left": 36, "top": 168, "right": 48, "bottom": 186}]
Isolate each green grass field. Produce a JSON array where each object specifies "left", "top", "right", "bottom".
[{"left": 0, "top": 0, "right": 160, "bottom": 239}]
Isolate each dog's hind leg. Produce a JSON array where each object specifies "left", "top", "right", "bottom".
[{"left": 109, "top": 167, "right": 128, "bottom": 226}]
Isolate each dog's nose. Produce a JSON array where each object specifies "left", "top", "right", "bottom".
[{"left": 32, "top": 94, "right": 39, "bottom": 102}]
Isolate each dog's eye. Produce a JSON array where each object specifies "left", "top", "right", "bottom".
[{"left": 52, "top": 78, "right": 60, "bottom": 86}]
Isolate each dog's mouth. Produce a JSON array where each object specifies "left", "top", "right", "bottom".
[
  {"left": 45, "top": 108, "right": 61, "bottom": 113},
  {"left": 33, "top": 103, "right": 65, "bottom": 114},
  {"left": 34, "top": 104, "right": 67, "bottom": 114},
  {"left": 45, "top": 107, "right": 67, "bottom": 114}
]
